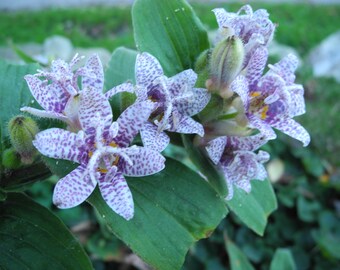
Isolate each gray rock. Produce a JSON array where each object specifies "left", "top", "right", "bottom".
[{"left": 308, "top": 31, "right": 340, "bottom": 83}]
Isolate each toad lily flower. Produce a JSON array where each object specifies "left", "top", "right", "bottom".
[
  {"left": 206, "top": 133, "right": 269, "bottom": 200},
  {"left": 33, "top": 88, "right": 165, "bottom": 220},
  {"left": 21, "top": 54, "right": 134, "bottom": 132},
  {"left": 135, "top": 52, "right": 211, "bottom": 152},
  {"left": 213, "top": 5, "right": 275, "bottom": 68},
  {"left": 233, "top": 51, "right": 311, "bottom": 146}
]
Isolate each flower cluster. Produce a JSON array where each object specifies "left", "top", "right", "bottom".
[
  {"left": 199, "top": 5, "right": 310, "bottom": 199},
  {"left": 23, "top": 52, "right": 209, "bottom": 219},
  {"left": 21, "top": 4, "right": 310, "bottom": 212}
]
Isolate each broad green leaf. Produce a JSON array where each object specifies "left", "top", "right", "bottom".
[
  {"left": 182, "top": 134, "right": 228, "bottom": 197},
  {"left": 225, "top": 239, "right": 255, "bottom": 270},
  {"left": 104, "top": 47, "right": 138, "bottom": 89},
  {"left": 269, "top": 249, "right": 296, "bottom": 270},
  {"left": 88, "top": 158, "right": 228, "bottom": 270},
  {"left": 132, "top": 0, "right": 210, "bottom": 76},
  {"left": 104, "top": 47, "right": 138, "bottom": 119},
  {"left": 227, "top": 179, "right": 278, "bottom": 236},
  {"left": 0, "top": 193, "right": 92, "bottom": 269}
]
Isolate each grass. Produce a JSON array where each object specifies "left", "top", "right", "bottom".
[{"left": 1, "top": 3, "right": 339, "bottom": 166}]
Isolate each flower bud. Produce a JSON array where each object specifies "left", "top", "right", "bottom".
[
  {"left": 207, "top": 36, "right": 244, "bottom": 98},
  {"left": 2, "top": 148, "right": 21, "bottom": 169},
  {"left": 8, "top": 116, "right": 39, "bottom": 164}
]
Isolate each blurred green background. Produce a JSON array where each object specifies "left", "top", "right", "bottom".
[{"left": 0, "top": 2, "right": 339, "bottom": 269}]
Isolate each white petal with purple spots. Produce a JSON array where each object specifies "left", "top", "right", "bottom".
[
  {"left": 53, "top": 165, "right": 95, "bottom": 208},
  {"left": 272, "top": 118, "right": 310, "bottom": 147},
  {"left": 136, "top": 53, "right": 164, "bottom": 88},
  {"left": 33, "top": 128, "right": 86, "bottom": 163},
  {"left": 98, "top": 171, "right": 134, "bottom": 220},
  {"left": 82, "top": 54, "right": 104, "bottom": 91},
  {"left": 104, "top": 82, "right": 135, "bottom": 99},
  {"left": 120, "top": 147, "right": 165, "bottom": 177},
  {"left": 115, "top": 100, "right": 155, "bottom": 147},
  {"left": 206, "top": 137, "right": 227, "bottom": 164},
  {"left": 140, "top": 122, "right": 170, "bottom": 152}
]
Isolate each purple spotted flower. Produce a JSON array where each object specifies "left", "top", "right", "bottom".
[
  {"left": 206, "top": 133, "right": 269, "bottom": 200},
  {"left": 233, "top": 51, "right": 310, "bottom": 146},
  {"left": 33, "top": 88, "right": 165, "bottom": 220},
  {"left": 213, "top": 5, "right": 275, "bottom": 68},
  {"left": 21, "top": 54, "right": 133, "bottom": 131},
  {"left": 135, "top": 52, "right": 211, "bottom": 152}
]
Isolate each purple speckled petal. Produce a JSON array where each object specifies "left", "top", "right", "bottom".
[
  {"left": 33, "top": 128, "right": 85, "bottom": 163},
  {"left": 246, "top": 46, "right": 268, "bottom": 86},
  {"left": 98, "top": 171, "right": 134, "bottom": 220},
  {"left": 53, "top": 165, "right": 95, "bottom": 208},
  {"left": 248, "top": 115, "right": 277, "bottom": 140},
  {"left": 79, "top": 88, "right": 112, "bottom": 132},
  {"left": 168, "top": 69, "right": 197, "bottom": 97},
  {"left": 104, "top": 82, "right": 135, "bottom": 99},
  {"left": 230, "top": 75, "right": 249, "bottom": 109},
  {"left": 136, "top": 52, "right": 164, "bottom": 88},
  {"left": 20, "top": 107, "right": 69, "bottom": 122},
  {"left": 174, "top": 87, "right": 211, "bottom": 116},
  {"left": 270, "top": 54, "right": 298, "bottom": 84},
  {"left": 115, "top": 100, "right": 155, "bottom": 147},
  {"left": 140, "top": 122, "right": 170, "bottom": 152},
  {"left": 272, "top": 118, "right": 310, "bottom": 147},
  {"left": 212, "top": 8, "right": 229, "bottom": 29},
  {"left": 82, "top": 54, "right": 104, "bottom": 92},
  {"left": 25, "top": 75, "right": 69, "bottom": 113},
  {"left": 288, "top": 84, "right": 305, "bottom": 117},
  {"left": 170, "top": 115, "right": 204, "bottom": 137},
  {"left": 228, "top": 133, "right": 268, "bottom": 152},
  {"left": 120, "top": 146, "right": 165, "bottom": 177},
  {"left": 206, "top": 137, "right": 227, "bottom": 164}
]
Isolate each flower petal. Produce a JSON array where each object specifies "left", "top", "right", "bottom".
[
  {"left": 174, "top": 87, "right": 211, "bottom": 116},
  {"left": 20, "top": 107, "right": 69, "bottom": 122},
  {"left": 53, "top": 165, "right": 95, "bottom": 208},
  {"left": 140, "top": 122, "right": 170, "bottom": 152},
  {"left": 136, "top": 52, "right": 164, "bottom": 88},
  {"left": 230, "top": 75, "right": 249, "bottom": 109},
  {"left": 115, "top": 100, "right": 155, "bottom": 147},
  {"left": 272, "top": 118, "right": 310, "bottom": 147},
  {"left": 78, "top": 88, "right": 112, "bottom": 132},
  {"left": 206, "top": 136, "right": 227, "bottom": 164},
  {"left": 248, "top": 114, "right": 277, "bottom": 140},
  {"left": 25, "top": 75, "right": 69, "bottom": 113},
  {"left": 228, "top": 133, "right": 268, "bottom": 152},
  {"left": 246, "top": 46, "right": 268, "bottom": 87},
  {"left": 120, "top": 146, "right": 165, "bottom": 177},
  {"left": 104, "top": 82, "right": 135, "bottom": 99},
  {"left": 168, "top": 69, "right": 197, "bottom": 97},
  {"left": 33, "top": 128, "right": 86, "bottom": 163},
  {"left": 169, "top": 115, "right": 204, "bottom": 137},
  {"left": 98, "top": 171, "right": 134, "bottom": 220},
  {"left": 212, "top": 8, "right": 229, "bottom": 29},
  {"left": 82, "top": 54, "right": 104, "bottom": 91}
]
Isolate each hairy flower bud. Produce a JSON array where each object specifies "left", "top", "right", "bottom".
[
  {"left": 8, "top": 116, "right": 39, "bottom": 164},
  {"left": 207, "top": 36, "right": 244, "bottom": 98},
  {"left": 2, "top": 148, "right": 21, "bottom": 169}
]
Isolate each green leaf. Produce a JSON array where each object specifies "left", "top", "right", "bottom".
[
  {"left": 227, "top": 179, "right": 278, "bottom": 236},
  {"left": 132, "top": 0, "right": 209, "bottom": 76},
  {"left": 104, "top": 47, "right": 138, "bottom": 119},
  {"left": 182, "top": 134, "right": 228, "bottom": 197},
  {"left": 225, "top": 238, "right": 255, "bottom": 270},
  {"left": 9, "top": 41, "right": 45, "bottom": 65},
  {"left": 88, "top": 158, "right": 228, "bottom": 270},
  {"left": 0, "top": 193, "right": 92, "bottom": 269},
  {"left": 269, "top": 249, "right": 296, "bottom": 270},
  {"left": 104, "top": 47, "right": 138, "bottom": 89}
]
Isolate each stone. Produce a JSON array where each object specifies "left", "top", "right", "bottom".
[{"left": 308, "top": 31, "right": 340, "bottom": 83}]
